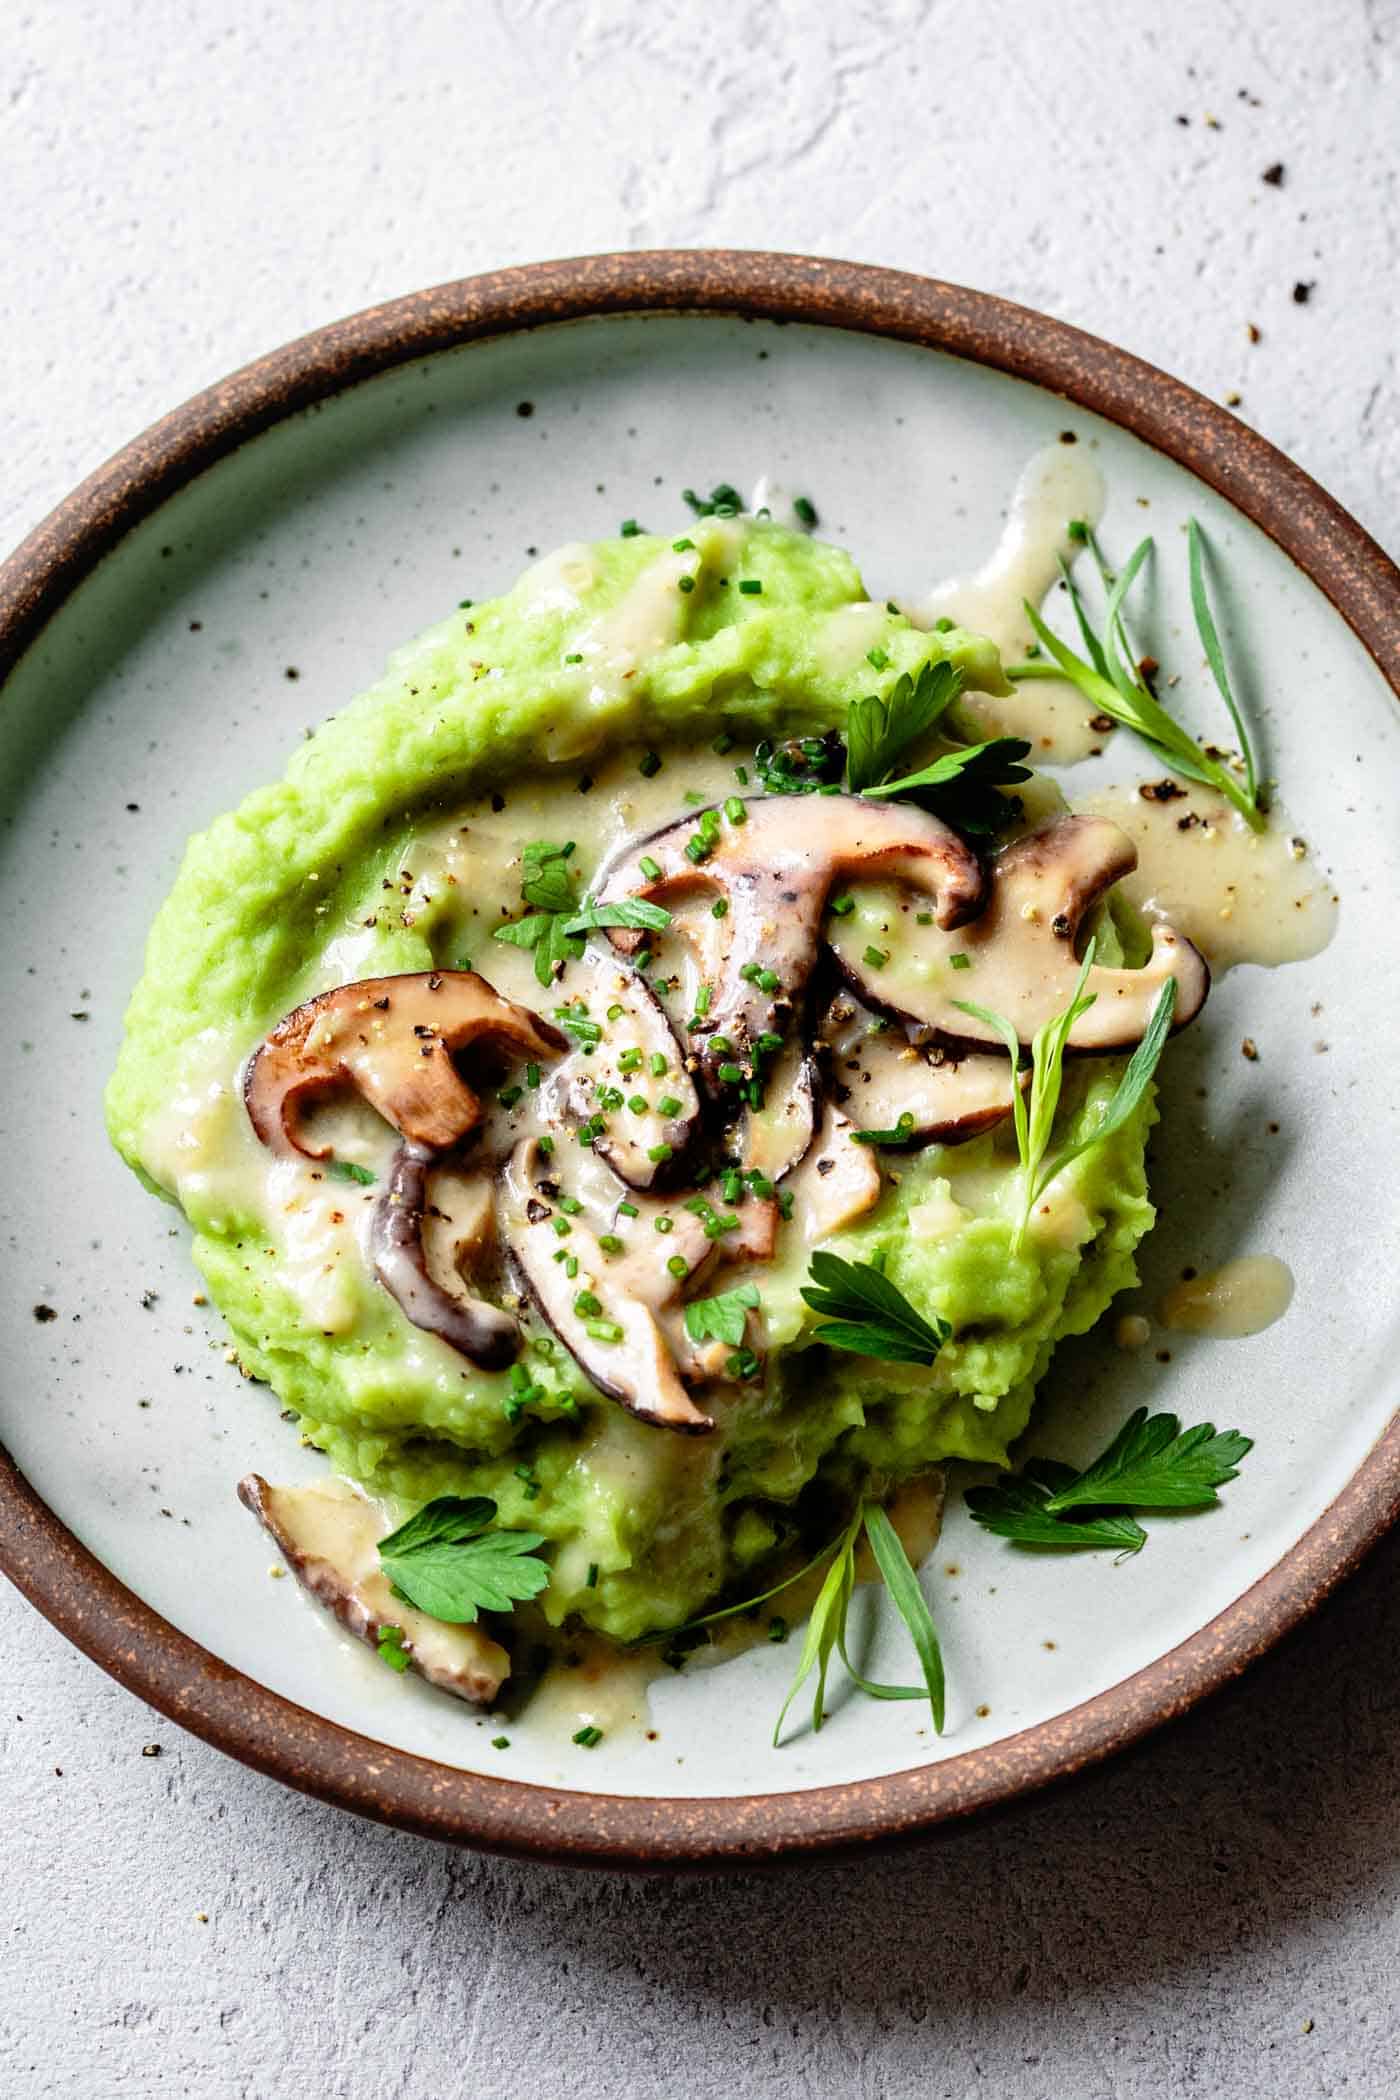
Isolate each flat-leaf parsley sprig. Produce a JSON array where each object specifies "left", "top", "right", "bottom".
[
  {"left": 1007, "top": 519, "right": 1265, "bottom": 830},
  {"left": 800, "top": 1251, "right": 950, "bottom": 1366},
  {"left": 966, "top": 1408, "right": 1253, "bottom": 1555},
  {"left": 377, "top": 1495, "right": 550, "bottom": 1622},
  {"left": 493, "top": 837, "right": 671, "bottom": 985},
  {"left": 844, "top": 659, "right": 965, "bottom": 792},
  {"left": 954, "top": 937, "right": 1177, "bottom": 1250}
]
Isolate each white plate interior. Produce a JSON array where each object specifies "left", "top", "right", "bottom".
[{"left": 3, "top": 312, "right": 1397, "bottom": 1800}]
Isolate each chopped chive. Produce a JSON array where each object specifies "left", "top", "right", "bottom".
[
  {"left": 767, "top": 1615, "right": 788, "bottom": 1642},
  {"left": 863, "top": 945, "right": 889, "bottom": 969},
  {"left": 734, "top": 764, "right": 749, "bottom": 785},
  {"left": 739, "top": 963, "right": 760, "bottom": 984},
  {"left": 498, "top": 1083, "right": 523, "bottom": 1109},
  {"left": 492, "top": 1735, "right": 511, "bottom": 1749},
  {"left": 755, "top": 1031, "right": 783, "bottom": 1054},
  {"left": 756, "top": 968, "right": 780, "bottom": 993},
  {"left": 793, "top": 495, "right": 818, "bottom": 527},
  {"left": 607, "top": 1002, "right": 625, "bottom": 1022},
  {"left": 672, "top": 537, "right": 695, "bottom": 552},
  {"left": 746, "top": 1170, "right": 774, "bottom": 1199},
  {"left": 713, "top": 732, "right": 735, "bottom": 754},
  {"left": 598, "top": 1233, "right": 624, "bottom": 1255},
  {"left": 666, "top": 1254, "right": 690, "bottom": 1279},
  {"left": 950, "top": 953, "right": 971, "bottom": 971},
  {"left": 678, "top": 575, "right": 696, "bottom": 594},
  {"left": 654, "top": 1216, "right": 674, "bottom": 1234},
  {"left": 537, "top": 1133, "right": 554, "bottom": 1158},
  {"left": 709, "top": 1033, "right": 732, "bottom": 1053},
  {"left": 617, "top": 1200, "right": 639, "bottom": 1219},
  {"left": 525, "top": 1062, "right": 541, "bottom": 1088},
  {"left": 934, "top": 615, "right": 955, "bottom": 633},
  {"left": 634, "top": 947, "right": 652, "bottom": 971},
  {"left": 657, "top": 1094, "right": 682, "bottom": 1117},
  {"left": 617, "top": 1047, "right": 642, "bottom": 1074},
  {"left": 647, "top": 1142, "right": 674, "bottom": 1164},
  {"left": 573, "top": 1289, "right": 602, "bottom": 1317},
  {"left": 705, "top": 1212, "right": 740, "bottom": 1239},
  {"left": 828, "top": 894, "right": 855, "bottom": 918},
  {"left": 915, "top": 912, "right": 933, "bottom": 927},
  {"left": 711, "top": 897, "right": 729, "bottom": 920},
  {"left": 586, "top": 1562, "right": 599, "bottom": 1588},
  {"left": 552, "top": 1218, "right": 571, "bottom": 1238},
  {"left": 866, "top": 646, "right": 889, "bottom": 670},
  {"left": 627, "top": 1093, "right": 648, "bottom": 1114},
  {"left": 572, "top": 1725, "right": 604, "bottom": 1747},
  {"left": 649, "top": 1052, "right": 667, "bottom": 1077},
  {"left": 639, "top": 854, "right": 663, "bottom": 881},
  {"left": 693, "top": 983, "right": 712, "bottom": 1017},
  {"left": 584, "top": 1319, "right": 622, "bottom": 1345},
  {"left": 558, "top": 1194, "right": 583, "bottom": 1215},
  {"left": 620, "top": 519, "right": 641, "bottom": 537},
  {"left": 639, "top": 750, "right": 662, "bottom": 778},
  {"left": 723, "top": 796, "right": 746, "bottom": 824},
  {"left": 565, "top": 1253, "right": 578, "bottom": 1278},
  {"left": 564, "top": 652, "right": 584, "bottom": 664},
  {"left": 722, "top": 1168, "right": 743, "bottom": 1202},
  {"left": 738, "top": 578, "right": 762, "bottom": 595},
  {"left": 778, "top": 1189, "right": 794, "bottom": 1220},
  {"left": 684, "top": 834, "right": 710, "bottom": 863},
  {"left": 717, "top": 1062, "right": 743, "bottom": 1085},
  {"left": 328, "top": 1160, "right": 376, "bottom": 1186}
]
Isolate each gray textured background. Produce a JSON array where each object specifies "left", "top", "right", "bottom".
[{"left": 4, "top": 2, "right": 1398, "bottom": 2094}]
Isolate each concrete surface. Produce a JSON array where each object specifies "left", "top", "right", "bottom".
[{"left": 3, "top": 1, "right": 1398, "bottom": 2094}]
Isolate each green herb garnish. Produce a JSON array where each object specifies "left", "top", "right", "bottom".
[
  {"left": 850, "top": 1112, "right": 916, "bottom": 1147},
  {"left": 800, "top": 1252, "right": 950, "bottom": 1366},
  {"left": 376, "top": 1496, "right": 549, "bottom": 1623},
  {"left": 327, "top": 1159, "right": 376, "bottom": 1186},
  {"left": 845, "top": 660, "right": 964, "bottom": 793},
  {"left": 682, "top": 1281, "right": 760, "bottom": 1348},
  {"left": 1008, "top": 522, "right": 1264, "bottom": 828},
  {"left": 954, "top": 941, "right": 1176, "bottom": 1249},
  {"left": 774, "top": 1504, "right": 945, "bottom": 1745},
  {"left": 863, "top": 736, "right": 1033, "bottom": 832},
  {"left": 376, "top": 1624, "right": 411, "bottom": 1672},
  {"left": 966, "top": 1408, "right": 1253, "bottom": 1553}
]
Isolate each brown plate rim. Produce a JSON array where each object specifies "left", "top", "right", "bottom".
[{"left": 1, "top": 249, "right": 1397, "bottom": 1868}]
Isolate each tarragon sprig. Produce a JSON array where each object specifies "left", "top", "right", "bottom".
[{"left": 1007, "top": 520, "right": 1265, "bottom": 830}]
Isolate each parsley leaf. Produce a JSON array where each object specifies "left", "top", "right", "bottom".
[
  {"left": 521, "top": 839, "right": 580, "bottom": 914},
  {"left": 683, "top": 1281, "right": 760, "bottom": 1348},
  {"left": 800, "top": 1252, "right": 950, "bottom": 1366},
  {"left": 864, "top": 735, "right": 1032, "bottom": 835},
  {"left": 845, "top": 660, "right": 964, "bottom": 793},
  {"left": 965, "top": 1464, "right": 1148, "bottom": 1554},
  {"left": 1044, "top": 1407, "right": 1253, "bottom": 1512},
  {"left": 561, "top": 896, "right": 673, "bottom": 936},
  {"left": 377, "top": 1495, "right": 549, "bottom": 1623},
  {"left": 493, "top": 910, "right": 583, "bottom": 987},
  {"left": 966, "top": 1412, "right": 1254, "bottom": 1553}
]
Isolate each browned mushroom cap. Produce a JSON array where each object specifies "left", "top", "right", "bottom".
[
  {"left": 237, "top": 1473, "right": 510, "bottom": 1705},
  {"left": 497, "top": 1139, "right": 714, "bottom": 1434},
  {"left": 557, "top": 947, "right": 701, "bottom": 1191},
  {"left": 591, "top": 795, "right": 984, "bottom": 1085},
  {"left": 818, "top": 997, "right": 1026, "bottom": 1148},
  {"left": 371, "top": 1141, "right": 522, "bottom": 1370},
  {"left": 244, "top": 970, "right": 566, "bottom": 1159},
  {"left": 740, "top": 1037, "right": 821, "bottom": 1183},
  {"left": 783, "top": 1102, "right": 883, "bottom": 1242},
  {"left": 830, "top": 815, "right": 1209, "bottom": 1052}
]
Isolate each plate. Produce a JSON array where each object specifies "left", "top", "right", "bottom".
[{"left": 2, "top": 252, "right": 1398, "bottom": 1867}]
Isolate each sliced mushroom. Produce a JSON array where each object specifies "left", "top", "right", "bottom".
[
  {"left": 558, "top": 947, "right": 701, "bottom": 1190},
  {"left": 591, "top": 795, "right": 984, "bottom": 1085},
  {"left": 819, "top": 1000, "right": 1025, "bottom": 1148},
  {"left": 244, "top": 969, "right": 566, "bottom": 1158},
  {"left": 784, "top": 1102, "right": 883, "bottom": 1242},
  {"left": 238, "top": 1473, "right": 510, "bottom": 1705},
  {"left": 498, "top": 1140, "right": 714, "bottom": 1434},
  {"left": 829, "top": 815, "right": 1209, "bottom": 1052},
  {"left": 371, "top": 1141, "right": 521, "bottom": 1370},
  {"left": 740, "top": 1037, "right": 820, "bottom": 1183}
]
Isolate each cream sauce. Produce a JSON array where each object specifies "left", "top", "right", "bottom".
[
  {"left": 1079, "top": 783, "right": 1339, "bottom": 972},
  {"left": 919, "top": 442, "right": 1109, "bottom": 763},
  {"left": 1158, "top": 1256, "right": 1294, "bottom": 1338}
]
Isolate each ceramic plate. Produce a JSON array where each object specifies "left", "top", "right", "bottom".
[{"left": 2, "top": 254, "right": 1398, "bottom": 1866}]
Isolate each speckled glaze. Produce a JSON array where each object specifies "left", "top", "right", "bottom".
[{"left": 1, "top": 252, "right": 1397, "bottom": 1869}]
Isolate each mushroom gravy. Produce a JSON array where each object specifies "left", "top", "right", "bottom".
[{"left": 918, "top": 441, "right": 1109, "bottom": 763}]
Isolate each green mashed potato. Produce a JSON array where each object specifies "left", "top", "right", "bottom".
[{"left": 107, "top": 516, "right": 1157, "bottom": 1645}]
